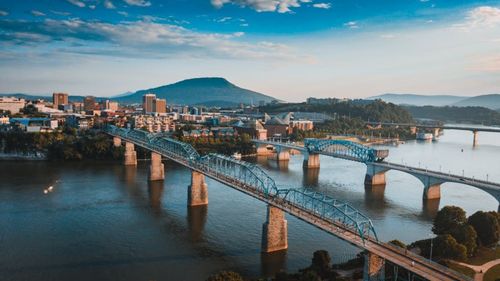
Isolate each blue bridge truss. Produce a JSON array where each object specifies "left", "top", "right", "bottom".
[
  {"left": 304, "top": 138, "right": 388, "bottom": 162},
  {"left": 106, "top": 126, "right": 378, "bottom": 243}
]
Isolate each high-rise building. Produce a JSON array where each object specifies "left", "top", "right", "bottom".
[
  {"left": 83, "top": 96, "right": 96, "bottom": 111},
  {"left": 153, "top": 98, "right": 166, "bottom": 113},
  {"left": 53, "top": 93, "right": 69, "bottom": 109},
  {"left": 143, "top": 93, "right": 156, "bottom": 114}
]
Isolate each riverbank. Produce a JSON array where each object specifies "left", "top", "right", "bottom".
[{"left": 0, "top": 152, "right": 46, "bottom": 160}]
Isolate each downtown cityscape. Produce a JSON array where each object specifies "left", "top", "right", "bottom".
[{"left": 1, "top": 1, "right": 500, "bottom": 281}]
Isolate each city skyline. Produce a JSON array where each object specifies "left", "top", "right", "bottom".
[{"left": 0, "top": 0, "right": 499, "bottom": 101}]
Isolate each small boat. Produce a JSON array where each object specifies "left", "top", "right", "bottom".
[
  {"left": 232, "top": 152, "right": 242, "bottom": 160},
  {"left": 416, "top": 132, "right": 433, "bottom": 141},
  {"left": 47, "top": 186, "right": 53, "bottom": 191}
]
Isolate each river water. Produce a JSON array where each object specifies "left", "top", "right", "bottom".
[{"left": 1, "top": 127, "right": 499, "bottom": 280}]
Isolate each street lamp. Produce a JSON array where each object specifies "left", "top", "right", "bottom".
[{"left": 429, "top": 234, "right": 434, "bottom": 261}]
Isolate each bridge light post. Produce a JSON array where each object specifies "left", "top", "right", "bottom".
[
  {"left": 429, "top": 234, "right": 434, "bottom": 261},
  {"left": 487, "top": 174, "right": 489, "bottom": 182}
]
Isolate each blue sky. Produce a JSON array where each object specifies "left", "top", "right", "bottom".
[{"left": 0, "top": 0, "right": 499, "bottom": 100}]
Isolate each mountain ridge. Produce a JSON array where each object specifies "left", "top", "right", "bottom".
[{"left": 113, "top": 77, "right": 277, "bottom": 106}]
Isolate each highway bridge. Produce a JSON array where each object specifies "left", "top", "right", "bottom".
[
  {"left": 253, "top": 139, "right": 500, "bottom": 211},
  {"left": 105, "top": 126, "right": 471, "bottom": 281},
  {"left": 365, "top": 121, "right": 500, "bottom": 147}
]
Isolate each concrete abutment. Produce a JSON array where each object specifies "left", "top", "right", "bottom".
[{"left": 363, "top": 252, "right": 385, "bottom": 281}]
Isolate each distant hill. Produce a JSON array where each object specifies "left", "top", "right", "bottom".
[
  {"left": 369, "top": 94, "right": 468, "bottom": 106},
  {"left": 114, "top": 77, "right": 277, "bottom": 106},
  {"left": 452, "top": 94, "right": 500, "bottom": 110}
]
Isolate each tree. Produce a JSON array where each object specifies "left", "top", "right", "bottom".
[
  {"left": 432, "top": 206, "right": 467, "bottom": 235},
  {"left": 433, "top": 235, "right": 467, "bottom": 261},
  {"left": 451, "top": 225, "right": 477, "bottom": 257},
  {"left": 206, "top": 271, "right": 243, "bottom": 281},
  {"left": 388, "top": 240, "right": 406, "bottom": 249},
  {"left": 468, "top": 211, "right": 500, "bottom": 247},
  {"left": 310, "top": 250, "right": 331, "bottom": 277}
]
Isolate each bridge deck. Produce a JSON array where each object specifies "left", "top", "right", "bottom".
[
  {"left": 108, "top": 130, "right": 471, "bottom": 281},
  {"left": 253, "top": 140, "right": 500, "bottom": 193},
  {"left": 365, "top": 122, "right": 500, "bottom": 133}
]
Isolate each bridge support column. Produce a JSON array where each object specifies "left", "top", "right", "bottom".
[
  {"left": 363, "top": 252, "right": 385, "bottom": 281},
  {"left": 365, "top": 164, "right": 388, "bottom": 188},
  {"left": 303, "top": 153, "right": 320, "bottom": 169},
  {"left": 275, "top": 147, "right": 290, "bottom": 161},
  {"left": 256, "top": 144, "right": 270, "bottom": 156},
  {"left": 188, "top": 171, "right": 208, "bottom": 206},
  {"left": 148, "top": 152, "right": 164, "bottom": 181},
  {"left": 113, "top": 136, "right": 121, "bottom": 147},
  {"left": 261, "top": 205, "right": 288, "bottom": 253},
  {"left": 423, "top": 184, "right": 441, "bottom": 200},
  {"left": 124, "top": 142, "right": 137, "bottom": 166},
  {"left": 410, "top": 126, "right": 417, "bottom": 135},
  {"left": 433, "top": 128, "right": 440, "bottom": 138},
  {"left": 473, "top": 130, "right": 478, "bottom": 147}
]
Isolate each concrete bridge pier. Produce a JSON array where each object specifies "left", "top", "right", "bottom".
[
  {"left": 303, "top": 152, "right": 320, "bottom": 169},
  {"left": 124, "top": 141, "right": 137, "bottom": 166},
  {"left": 188, "top": 171, "right": 208, "bottom": 206},
  {"left": 261, "top": 205, "right": 288, "bottom": 253},
  {"left": 409, "top": 126, "right": 417, "bottom": 135},
  {"left": 275, "top": 147, "right": 290, "bottom": 162},
  {"left": 256, "top": 144, "right": 271, "bottom": 156},
  {"left": 113, "top": 136, "right": 121, "bottom": 147},
  {"left": 363, "top": 252, "right": 385, "bottom": 281},
  {"left": 418, "top": 176, "right": 444, "bottom": 200},
  {"left": 148, "top": 151, "right": 165, "bottom": 181},
  {"left": 365, "top": 163, "right": 389, "bottom": 188},
  {"left": 433, "top": 127, "right": 440, "bottom": 138},
  {"left": 473, "top": 130, "right": 478, "bottom": 147}
]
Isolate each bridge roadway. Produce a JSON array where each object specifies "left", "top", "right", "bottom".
[
  {"left": 253, "top": 139, "right": 500, "bottom": 209},
  {"left": 364, "top": 122, "right": 500, "bottom": 133},
  {"left": 106, "top": 127, "right": 470, "bottom": 281}
]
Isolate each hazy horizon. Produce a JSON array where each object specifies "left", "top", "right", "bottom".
[{"left": 0, "top": 0, "right": 499, "bottom": 101}]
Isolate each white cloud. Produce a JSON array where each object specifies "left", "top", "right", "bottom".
[
  {"left": 31, "top": 10, "right": 46, "bottom": 17},
  {"left": 312, "top": 3, "right": 331, "bottom": 9},
  {"left": 104, "top": 0, "right": 116, "bottom": 9},
  {"left": 211, "top": 0, "right": 311, "bottom": 13},
  {"left": 0, "top": 10, "right": 8, "bottom": 16},
  {"left": 344, "top": 21, "right": 359, "bottom": 29},
  {"left": 67, "top": 0, "right": 86, "bottom": 8},
  {"left": 466, "top": 6, "right": 500, "bottom": 28},
  {"left": 380, "top": 34, "right": 395, "bottom": 39},
  {"left": 117, "top": 11, "right": 129, "bottom": 16},
  {"left": 0, "top": 18, "right": 307, "bottom": 61},
  {"left": 123, "top": 0, "right": 151, "bottom": 7}
]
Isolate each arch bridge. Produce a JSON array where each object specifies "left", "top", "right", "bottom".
[
  {"left": 252, "top": 138, "right": 500, "bottom": 211},
  {"left": 106, "top": 126, "right": 470, "bottom": 281}
]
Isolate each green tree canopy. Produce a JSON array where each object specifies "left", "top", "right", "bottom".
[
  {"left": 468, "top": 211, "right": 500, "bottom": 247},
  {"left": 432, "top": 206, "right": 467, "bottom": 235},
  {"left": 451, "top": 224, "right": 478, "bottom": 257},
  {"left": 206, "top": 271, "right": 243, "bottom": 281}
]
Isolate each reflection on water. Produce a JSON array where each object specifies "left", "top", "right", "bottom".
[
  {"left": 260, "top": 250, "right": 287, "bottom": 277},
  {"left": 188, "top": 205, "right": 208, "bottom": 242},
  {"left": 421, "top": 199, "right": 440, "bottom": 219},
  {"left": 148, "top": 181, "right": 164, "bottom": 214},
  {"left": 303, "top": 167, "right": 320, "bottom": 187},
  {"left": 1, "top": 127, "right": 499, "bottom": 281}
]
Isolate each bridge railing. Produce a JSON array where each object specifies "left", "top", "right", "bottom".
[
  {"left": 383, "top": 243, "right": 473, "bottom": 281},
  {"left": 304, "top": 138, "right": 388, "bottom": 162},
  {"left": 276, "top": 188, "right": 378, "bottom": 243},
  {"left": 104, "top": 126, "right": 378, "bottom": 243}
]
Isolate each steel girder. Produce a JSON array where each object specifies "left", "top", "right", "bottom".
[
  {"left": 104, "top": 126, "right": 378, "bottom": 243},
  {"left": 277, "top": 188, "right": 378, "bottom": 242},
  {"left": 304, "top": 138, "right": 378, "bottom": 162}
]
